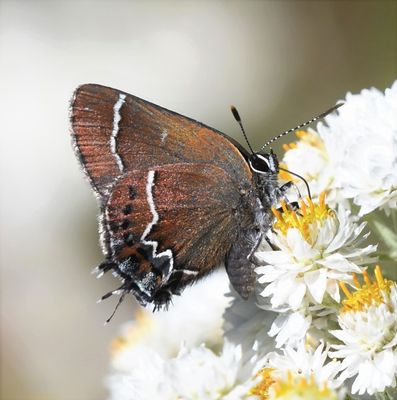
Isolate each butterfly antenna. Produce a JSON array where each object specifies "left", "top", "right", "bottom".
[
  {"left": 231, "top": 106, "right": 255, "bottom": 155},
  {"left": 260, "top": 103, "right": 343, "bottom": 151}
]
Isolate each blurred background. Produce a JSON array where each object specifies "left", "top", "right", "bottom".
[{"left": 0, "top": 1, "right": 395, "bottom": 399}]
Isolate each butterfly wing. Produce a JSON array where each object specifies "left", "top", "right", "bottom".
[
  {"left": 101, "top": 163, "right": 257, "bottom": 306},
  {"left": 71, "top": 84, "right": 251, "bottom": 202},
  {"left": 71, "top": 84, "right": 263, "bottom": 307}
]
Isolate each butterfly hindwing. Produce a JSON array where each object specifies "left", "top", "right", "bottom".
[{"left": 100, "top": 163, "right": 257, "bottom": 306}]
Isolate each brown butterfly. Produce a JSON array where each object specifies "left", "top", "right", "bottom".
[{"left": 70, "top": 84, "right": 340, "bottom": 320}]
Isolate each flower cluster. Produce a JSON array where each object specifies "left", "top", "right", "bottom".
[
  {"left": 281, "top": 81, "right": 397, "bottom": 215},
  {"left": 256, "top": 195, "right": 375, "bottom": 311},
  {"left": 330, "top": 266, "right": 397, "bottom": 396},
  {"left": 106, "top": 81, "right": 397, "bottom": 399}
]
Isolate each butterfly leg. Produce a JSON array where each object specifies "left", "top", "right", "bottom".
[
  {"left": 93, "top": 260, "right": 117, "bottom": 278},
  {"left": 276, "top": 181, "right": 303, "bottom": 212},
  {"left": 279, "top": 178, "right": 312, "bottom": 202}
]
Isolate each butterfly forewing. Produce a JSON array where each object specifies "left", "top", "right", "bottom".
[
  {"left": 71, "top": 84, "right": 252, "bottom": 203},
  {"left": 71, "top": 86, "right": 123, "bottom": 200}
]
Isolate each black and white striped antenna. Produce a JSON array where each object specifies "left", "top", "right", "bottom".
[
  {"left": 260, "top": 103, "right": 343, "bottom": 151},
  {"left": 231, "top": 105, "right": 255, "bottom": 155}
]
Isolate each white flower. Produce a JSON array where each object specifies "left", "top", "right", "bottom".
[
  {"left": 223, "top": 287, "right": 336, "bottom": 359},
  {"left": 267, "top": 309, "right": 312, "bottom": 348},
  {"left": 107, "top": 272, "right": 263, "bottom": 399},
  {"left": 167, "top": 342, "right": 256, "bottom": 400},
  {"left": 107, "top": 341, "right": 260, "bottom": 400},
  {"left": 111, "top": 269, "right": 230, "bottom": 372},
  {"left": 280, "top": 81, "right": 397, "bottom": 216},
  {"left": 330, "top": 266, "right": 397, "bottom": 396},
  {"left": 279, "top": 129, "right": 341, "bottom": 205},
  {"left": 318, "top": 81, "right": 397, "bottom": 215},
  {"left": 267, "top": 305, "right": 338, "bottom": 349},
  {"left": 107, "top": 347, "right": 174, "bottom": 400},
  {"left": 255, "top": 195, "right": 376, "bottom": 311},
  {"left": 249, "top": 342, "right": 344, "bottom": 400}
]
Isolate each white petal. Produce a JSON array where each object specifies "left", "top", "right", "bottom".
[
  {"left": 286, "top": 229, "right": 320, "bottom": 260},
  {"left": 255, "top": 250, "right": 291, "bottom": 265},
  {"left": 317, "top": 253, "right": 362, "bottom": 273},
  {"left": 304, "top": 269, "right": 327, "bottom": 303},
  {"left": 288, "top": 279, "right": 306, "bottom": 309},
  {"left": 326, "top": 279, "right": 340, "bottom": 302}
]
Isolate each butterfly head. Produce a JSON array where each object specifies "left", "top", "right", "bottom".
[{"left": 248, "top": 150, "right": 279, "bottom": 176}]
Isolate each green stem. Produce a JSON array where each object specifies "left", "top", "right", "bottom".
[{"left": 392, "top": 209, "right": 397, "bottom": 233}]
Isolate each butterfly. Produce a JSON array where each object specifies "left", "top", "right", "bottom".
[{"left": 70, "top": 84, "right": 340, "bottom": 319}]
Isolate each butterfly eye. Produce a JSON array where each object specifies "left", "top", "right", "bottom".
[{"left": 249, "top": 154, "right": 271, "bottom": 174}]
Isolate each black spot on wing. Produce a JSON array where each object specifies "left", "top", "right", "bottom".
[
  {"left": 123, "top": 204, "right": 133, "bottom": 215},
  {"left": 128, "top": 186, "right": 137, "bottom": 200}
]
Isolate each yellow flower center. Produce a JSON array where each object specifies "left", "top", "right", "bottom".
[
  {"left": 249, "top": 368, "right": 275, "bottom": 398},
  {"left": 271, "top": 371, "right": 337, "bottom": 400},
  {"left": 340, "top": 265, "right": 394, "bottom": 313},
  {"left": 271, "top": 193, "right": 334, "bottom": 245},
  {"left": 250, "top": 370, "right": 337, "bottom": 400}
]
